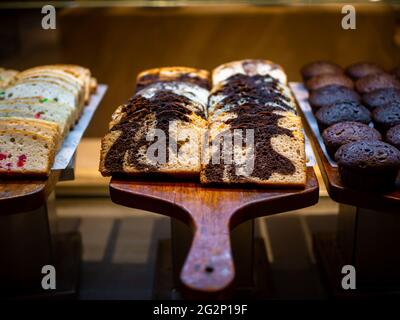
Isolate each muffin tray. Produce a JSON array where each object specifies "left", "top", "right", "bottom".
[
  {"left": 290, "top": 82, "right": 400, "bottom": 213},
  {"left": 0, "top": 85, "right": 107, "bottom": 214},
  {"left": 110, "top": 167, "right": 318, "bottom": 295},
  {"left": 290, "top": 82, "right": 337, "bottom": 167}
]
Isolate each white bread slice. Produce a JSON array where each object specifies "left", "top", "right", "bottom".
[
  {"left": 16, "top": 69, "right": 84, "bottom": 90},
  {"left": 212, "top": 59, "right": 287, "bottom": 86},
  {"left": 4, "top": 80, "right": 78, "bottom": 119},
  {"left": 0, "top": 97, "right": 75, "bottom": 130},
  {"left": 22, "top": 65, "right": 92, "bottom": 103},
  {"left": 13, "top": 71, "right": 85, "bottom": 116},
  {"left": 10, "top": 77, "right": 82, "bottom": 121},
  {"left": 0, "top": 129, "right": 55, "bottom": 176},
  {"left": 0, "top": 99, "right": 72, "bottom": 136},
  {"left": 0, "top": 117, "right": 60, "bottom": 150}
]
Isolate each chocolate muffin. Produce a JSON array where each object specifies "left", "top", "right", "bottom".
[
  {"left": 362, "top": 88, "right": 400, "bottom": 110},
  {"left": 372, "top": 102, "right": 400, "bottom": 132},
  {"left": 322, "top": 121, "right": 382, "bottom": 158},
  {"left": 392, "top": 66, "right": 400, "bottom": 80},
  {"left": 345, "top": 62, "right": 384, "bottom": 80},
  {"left": 301, "top": 61, "right": 342, "bottom": 81},
  {"left": 308, "top": 85, "right": 360, "bottom": 111},
  {"left": 355, "top": 73, "right": 400, "bottom": 94},
  {"left": 386, "top": 124, "right": 400, "bottom": 150},
  {"left": 315, "top": 101, "right": 371, "bottom": 130},
  {"left": 306, "top": 74, "right": 354, "bottom": 91},
  {"left": 335, "top": 141, "right": 400, "bottom": 191}
]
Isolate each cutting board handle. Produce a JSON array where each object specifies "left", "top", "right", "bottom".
[{"left": 180, "top": 219, "right": 234, "bottom": 293}]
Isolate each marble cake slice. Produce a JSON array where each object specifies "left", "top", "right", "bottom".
[
  {"left": 208, "top": 73, "right": 297, "bottom": 119},
  {"left": 135, "top": 66, "right": 210, "bottom": 92},
  {"left": 100, "top": 69, "right": 209, "bottom": 177},
  {"left": 201, "top": 110, "right": 306, "bottom": 186},
  {"left": 201, "top": 60, "right": 306, "bottom": 187},
  {"left": 212, "top": 59, "right": 288, "bottom": 87}
]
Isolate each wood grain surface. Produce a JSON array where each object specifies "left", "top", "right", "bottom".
[
  {"left": 110, "top": 167, "right": 319, "bottom": 294},
  {"left": 0, "top": 172, "right": 60, "bottom": 215},
  {"left": 295, "top": 90, "right": 400, "bottom": 214}
]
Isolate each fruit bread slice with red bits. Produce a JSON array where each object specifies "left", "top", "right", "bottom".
[
  {"left": 0, "top": 117, "right": 61, "bottom": 150},
  {"left": 0, "top": 129, "right": 56, "bottom": 176}
]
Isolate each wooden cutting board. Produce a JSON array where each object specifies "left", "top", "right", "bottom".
[{"left": 110, "top": 167, "right": 319, "bottom": 294}]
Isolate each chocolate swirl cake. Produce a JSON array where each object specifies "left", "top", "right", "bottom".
[
  {"left": 100, "top": 67, "right": 209, "bottom": 177},
  {"left": 101, "top": 62, "right": 306, "bottom": 187},
  {"left": 135, "top": 67, "right": 210, "bottom": 92},
  {"left": 201, "top": 60, "right": 306, "bottom": 186}
]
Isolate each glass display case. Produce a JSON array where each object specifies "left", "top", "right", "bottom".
[{"left": 0, "top": 0, "right": 399, "bottom": 301}]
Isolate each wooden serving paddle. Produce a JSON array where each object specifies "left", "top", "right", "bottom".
[{"left": 110, "top": 167, "right": 318, "bottom": 294}]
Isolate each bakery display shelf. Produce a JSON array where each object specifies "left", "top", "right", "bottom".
[
  {"left": 0, "top": 85, "right": 106, "bottom": 300},
  {"left": 291, "top": 81, "right": 400, "bottom": 298},
  {"left": 0, "top": 85, "right": 107, "bottom": 215},
  {"left": 109, "top": 166, "right": 318, "bottom": 296},
  {"left": 290, "top": 82, "right": 400, "bottom": 214}
]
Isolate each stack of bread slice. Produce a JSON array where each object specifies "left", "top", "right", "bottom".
[
  {"left": 201, "top": 60, "right": 306, "bottom": 186},
  {"left": 100, "top": 67, "right": 209, "bottom": 177},
  {"left": 0, "top": 64, "right": 96, "bottom": 176}
]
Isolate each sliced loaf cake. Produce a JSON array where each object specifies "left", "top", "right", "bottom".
[
  {"left": 100, "top": 67, "right": 210, "bottom": 177},
  {"left": 212, "top": 59, "right": 288, "bottom": 87},
  {"left": 0, "top": 117, "right": 61, "bottom": 150},
  {"left": 136, "top": 67, "right": 210, "bottom": 92},
  {"left": 21, "top": 64, "right": 93, "bottom": 103},
  {"left": 0, "top": 98, "right": 74, "bottom": 136},
  {"left": 0, "top": 129, "right": 56, "bottom": 176},
  {"left": 100, "top": 62, "right": 306, "bottom": 187},
  {"left": 12, "top": 73, "right": 85, "bottom": 117},
  {"left": 201, "top": 60, "right": 306, "bottom": 187},
  {"left": 4, "top": 80, "right": 79, "bottom": 116},
  {"left": 0, "top": 64, "right": 95, "bottom": 177}
]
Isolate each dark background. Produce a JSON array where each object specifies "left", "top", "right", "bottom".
[{"left": 1, "top": 3, "right": 399, "bottom": 136}]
